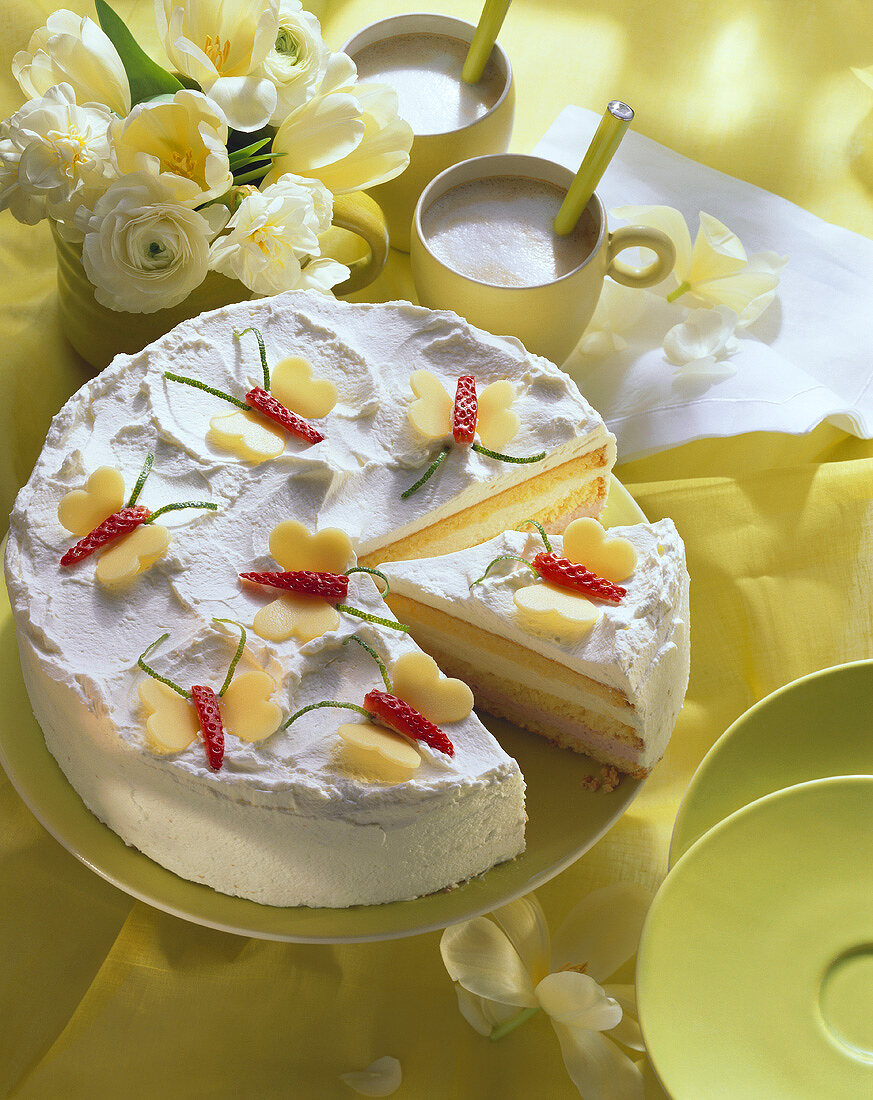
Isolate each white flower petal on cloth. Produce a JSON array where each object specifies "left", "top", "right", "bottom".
[
  {"left": 535, "top": 971, "right": 623, "bottom": 1032},
  {"left": 339, "top": 1056, "right": 402, "bottom": 1097},
  {"left": 674, "top": 356, "right": 737, "bottom": 383},
  {"left": 440, "top": 916, "right": 538, "bottom": 1007},
  {"left": 552, "top": 1022, "right": 645, "bottom": 1100},
  {"left": 454, "top": 983, "right": 519, "bottom": 1036},
  {"left": 663, "top": 306, "right": 738, "bottom": 365},
  {"left": 549, "top": 883, "right": 654, "bottom": 981},
  {"left": 603, "top": 983, "right": 645, "bottom": 1052},
  {"left": 611, "top": 204, "right": 694, "bottom": 279},
  {"left": 490, "top": 894, "right": 552, "bottom": 985}
]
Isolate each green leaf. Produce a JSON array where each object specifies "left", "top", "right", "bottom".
[{"left": 94, "top": 0, "right": 183, "bottom": 107}]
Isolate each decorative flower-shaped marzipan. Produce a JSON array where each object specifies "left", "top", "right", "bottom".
[
  {"left": 471, "top": 519, "right": 637, "bottom": 641},
  {"left": 338, "top": 1056, "right": 402, "bottom": 1097},
  {"left": 240, "top": 521, "right": 406, "bottom": 643},
  {"left": 612, "top": 204, "right": 787, "bottom": 328},
  {"left": 165, "top": 326, "right": 337, "bottom": 463},
  {"left": 402, "top": 372, "right": 546, "bottom": 499},
  {"left": 440, "top": 885, "right": 653, "bottom": 1098},
  {"left": 57, "top": 453, "right": 216, "bottom": 586},
  {"left": 137, "top": 620, "right": 281, "bottom": 770},
  {"left": 286, "top": 636, "right": 474, "bottom": 780}
]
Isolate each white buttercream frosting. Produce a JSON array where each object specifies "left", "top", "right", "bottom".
[
  {"left": 5, "top": 292, "right": 624, "bottom": 906},
  {"left": 380, "top": 522, "right": 690, "bottom": 770}
]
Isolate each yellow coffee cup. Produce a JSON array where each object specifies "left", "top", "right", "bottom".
[{"left": 411, "top": 153, "right": 676, "bottom": 365}]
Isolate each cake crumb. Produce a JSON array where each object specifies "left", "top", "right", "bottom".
[
  {"left": 600, "top": 766, "right": 621, "bottom": 793},
  {"left": 580, "top": 774, "right": 602, "bottom": 792}
]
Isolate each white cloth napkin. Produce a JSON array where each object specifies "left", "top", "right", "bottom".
[{"left": 532, "top": 106, "right": 873, "bottom": 459}]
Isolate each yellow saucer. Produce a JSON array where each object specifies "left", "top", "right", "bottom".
[
  {"left": 639, "top": 776, "right": 873, "bottom": 1100},
  {"left": 671, "top": 659, "right": 873, "bottom": 866}
]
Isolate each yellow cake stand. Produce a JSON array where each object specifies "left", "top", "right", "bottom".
[{"left": 0, "top": 477, "right": 647, "bottom": 942}]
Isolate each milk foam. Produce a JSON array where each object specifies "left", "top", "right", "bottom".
[
  {"left": 351, "top": 32, "right": 505, "bottom": 135},
  {"left": 422, "top": 176, "right": 597, "bottom": 287}
]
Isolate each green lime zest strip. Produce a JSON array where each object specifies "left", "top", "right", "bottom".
[
  {"left": 471, "top": 442, "right": 547, "bottom": 464},
  {"left": 517, "top": 518, "right": 552, "bottom": 552},
  {"left": 336, "top": 605, "right": 410, "bottom": 633},
  {"left": 145, "top": 501, "right": 218, "bottom": 523},
  {"left": 164, "top": 371, "right": 250, "bottom": 410},
  {"left": 213, "top": 618, "right": 247, "bottom": 697},
  {"left": 401, "top": 446, "right": 451, "bottom": 500},
  {"left": 127, "top": 451, "right": 154, "bottom": 507},
  {"left": 470, "top": 554, "right": 538, "bottom": 589},
  {"left": 489, "top": 1006, "right": 542, "bottom": 1042},
  {"left": 282, "top": 699, "right": 371, "bottom": 730},
  {"left": 345, "top": 566, "right": 390, "bottom": 597},
  {"left": 137, "top": 632, "right": 190, "bottom": 699},
  {"left": 234, "top": 326, "right": 270, "bottom": 389},
  {"left": 343, "top": 635, "right": 393, "bottom": 693}
]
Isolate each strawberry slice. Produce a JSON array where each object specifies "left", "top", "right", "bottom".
[
  {"left": 245, "top": 386, "right": 324, "bottom": 444},
  {"left": 452, "top": 374, "right": 477, "bottom": 445},
  {"left": 532, "top": 551, "right": 626, "bottom": 603},
  {"left": 191, "top": 685, "right": 225, "bottom": 770},
  {"left": 60, "top": 505, "right": 151, "bottom": 566},
  {"left": 238, "top": 570, "right": 349, "bottom": 602},
  {"left": 363, "top": 689, "right": 454, "bottom": 756}
]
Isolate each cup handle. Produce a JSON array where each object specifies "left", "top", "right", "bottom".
[
  {"left": 606, "top": 226, "right": 676, "bottom": 289},
  {"left": 329, "top": 192, "right": 390, "bottom": 294}
]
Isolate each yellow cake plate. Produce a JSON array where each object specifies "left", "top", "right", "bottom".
[
  {"left": 670, "top": 659, "right": 873, "bottom": 866},
  {"left": 638, "top": 776, "right": 873, "bottom": 1099},
  {"left": 0, "top": 477, "right": 646, "bottom": 943}
]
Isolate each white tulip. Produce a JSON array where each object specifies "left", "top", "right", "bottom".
[
  {"left": 111, "top": 90, "right": 232, "bottom": 205},
  {"left": 258, "top": 0, "right": 331, "bottom": 124},
  {"left": 12, "top": 10, "right": 131, "bottom": 117},
  {"left": 3, "top": 84, "right": 114, "bottom": 236},
  {"left": 80, "top": 170, "right": 226, "bottom": 313},
  {"left": 209, "top": 172, "right": 348, "bottom": 296},
  {"left": 155, "top": 0, "right": 280, "bottom": 132},
  {"left": 266, "top": 53, "right": 413, "bottom": 195}
]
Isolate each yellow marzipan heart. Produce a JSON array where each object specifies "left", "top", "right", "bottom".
[
  {"left": 476, "top": 380, "right": 519, "bottom": 451},
  {"left": 391, "top": 651, "right": 474, "bottom": 724},
  {"left": 253, "top": 594, "right": 340, "bottom": 644},
  {"left": 57, "top": 466, "right": 125, "bottom": 536},
  {"left": 269, "top": 356, "right": 338, "bottom": 419},
  {"left": 513, "top": 583, "right": 601, "bottom": 639},
  {"left": 338, "top": 720, "right": 421, "bottom": 780},
  {"left": 207, "top": 410, "right": 285, "bottom": 463},
  {"left": 407, "top": 370, "right": 453, "bottom": 441},
  {"left": 138, "top": 679, "right": 199, "bottom": 753},
  {"left": 268, "top": 520, "right": 353, "bottom": 574},
  {"left": 562, "top": 518, "right": 637, "bottom": 582},
  {"left": 219, "top": 670, "right": 281, "bottom": 743},
  {"left": 95, "top": 523, "right": 169, "bottom": 587}
]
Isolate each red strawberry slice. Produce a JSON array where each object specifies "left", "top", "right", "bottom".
[
  {"left": 60, "top": 505, "right": 151, "bottom": 566},
  {"left": 245, "top": 386, "right": 324, "bottom": 444},
  {"left": 532, "top": 551, "right": 626, "bottom": 603},
  {"left": 191, "top": 685, "right": 225, "bottom": 770},
  {"left": 452, "top": 374, "right": 478, "bottom": 445},
  {"left": 238, "top": 570, "right": 349, "bottom": 602},
  {"left": 363, "top": 690, "right": 454, "bottom": 756}
]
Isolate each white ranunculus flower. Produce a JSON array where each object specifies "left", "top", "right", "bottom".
[
  {"left": 265, "top": 53, "right": 413, "bottom": 194},
  {"left": 0, "top": 121, "right": 47, "bottom": 225},
  {"left": 156, "top": 0, "right": 280, "bottom": 131},
  {"left": 12, "top": 9, "right": 131, "bottom": 117},
  {"left": 80, "top": 170, "right": 226, "bottom": 313},
  {"left": 6, "top": 83, "right": 114, "bottom": 236},
  {"left": 111, "top": 90, "right": 232, "bottom": 205},
  {"left": 258, "top": 0, "right": 331, "bottom": 123},
  {"left": 209, "top": 172, "right": 348, "bottom": 296}
]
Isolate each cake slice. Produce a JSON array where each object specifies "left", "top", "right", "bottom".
[{"left": 380, "top": 519, "right": 690, "bottom": 777}]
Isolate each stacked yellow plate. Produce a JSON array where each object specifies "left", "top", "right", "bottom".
[{"left": 637, "top": 660, "right": 873, "bottom": 1099}]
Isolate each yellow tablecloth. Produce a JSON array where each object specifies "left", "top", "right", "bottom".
[{"left": 2, "top": 2, "right": 873, "bottom": 1097}]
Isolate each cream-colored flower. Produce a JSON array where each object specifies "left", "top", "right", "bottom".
[
  {"left": 209, "top": 172, "right": 347, "bottom": 295},
  {"left": 265, "top": 53, "right": 413, "bottom": 195},
  {"left": 338, "top": 1056, "right": 402, "bottom": 1097},
  {"left": 663, "top": 306, "right": 738, "bottom": 379},
  {"left": 12, "top": 9, "right": 130, "bottom": 117},
  {"left": 111, "top": 90, "right": 232, "bottom": 205},
  {"left": 5, "top": 83, "right": 114, "bottom": 235},
  {"left": 613, "top": 204, "right": 787, "bottom": 328},
  {"left": 441, "top": 886, "right": 652, "bottom": 1098},
  {"left": 80, "top": 170, "right": 226, "bottom": 313},
  {"left": 156, "top": 0, "right": 279, "bottom": 131},
  {"left": 257, "top": 0, "right": 331, "bottom": 123},
  {"left": 0, "top": 120, "right": 47, "bottom": 225}
]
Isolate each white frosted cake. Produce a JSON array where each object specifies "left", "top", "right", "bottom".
[
  {"left": 5, "top": 292, "right": 622, "bottom": 908},
  {"left": 381, "top": 520, "right": 690, "bottom": 777}
]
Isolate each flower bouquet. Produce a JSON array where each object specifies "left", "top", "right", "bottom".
[{"left": 0, "top": 0, "right": 413, "bottom": 366}]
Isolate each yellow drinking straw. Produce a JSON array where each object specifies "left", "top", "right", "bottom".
[
  {"left": 462, "top": 0, "right": 512, "bottom": 84},
  {"left": 553, "top": 101, "right": 634, "bottom": 235}
]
